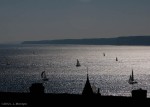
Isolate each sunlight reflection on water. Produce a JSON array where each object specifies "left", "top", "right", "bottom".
[{"left": 0, "top": 45, "right": 150, "bottom": 97}]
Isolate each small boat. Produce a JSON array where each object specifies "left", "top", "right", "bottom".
[
  {"left": 41, "top": 71, "right": 49, "bottom": 81},
  {"left": 103, "top": 53, "right": 105, "bottom": 56},
  {"left": 76, "top": 59, "right": 81, "bottom": 67},
  {"left": 116, "top": 57, "right": 118, "bottom": 61},
  {"left": 128, "top": 69, "right": 137, "bottom": 85}
]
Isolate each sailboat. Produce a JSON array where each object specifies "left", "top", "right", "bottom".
[
  {"left": 76, "top": 59, "right": 81, "bottom": 67},
  {"left": 116, "top": 57, "right": 118, "bottom": 61},
  {"left": 103, "top": 53, "right": 105, "bottom": 56},
  {"left": 41, "top": 71, "right": 49, "bottom": 81},
  {"left": 128, "top": 69, "right": 137, "bottom": 84}
]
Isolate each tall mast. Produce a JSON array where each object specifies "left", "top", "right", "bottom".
[{"left": 132, "top": 69, "right": 134, "bottom": 81}]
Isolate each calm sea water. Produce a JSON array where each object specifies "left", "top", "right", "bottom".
[{"left": 1, "top": 44, "right": 150, "bottom": 97}]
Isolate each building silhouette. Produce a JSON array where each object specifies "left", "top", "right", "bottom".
[
  {"left": 29, "top": 83, "right": 45, "bottom": 94},
  {"left": 82, "top": 74, "right": 94, "bottom": 95}
]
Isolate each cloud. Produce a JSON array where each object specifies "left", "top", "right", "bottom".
[{"left": 79, "top": 0, "right": 92, "bottom": 2}]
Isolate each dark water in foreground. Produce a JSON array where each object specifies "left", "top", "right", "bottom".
[{"left": 0, "top": 44, "right": 150, "bottom": 97}]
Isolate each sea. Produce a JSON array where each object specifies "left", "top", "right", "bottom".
[{"left": 1, "top": 44, "right": 150, "bottom": 97}]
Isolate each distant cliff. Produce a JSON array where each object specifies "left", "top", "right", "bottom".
[{"left": 22, "top": 36, "right": 150, "bottom": 45}]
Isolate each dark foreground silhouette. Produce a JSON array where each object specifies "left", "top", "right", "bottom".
[
  {"left": 0, "top": 83, "right": 149, "bottom": 106},
  {"left": 0, "top": 73, "right": 149, "bottom": 106},
  {"left": 0, "top": 92, "right": 149, "bottom": 106}
]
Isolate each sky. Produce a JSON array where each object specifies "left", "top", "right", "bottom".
[{"left": 0, "top": 0, "right": 150, "bottom": 43}]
